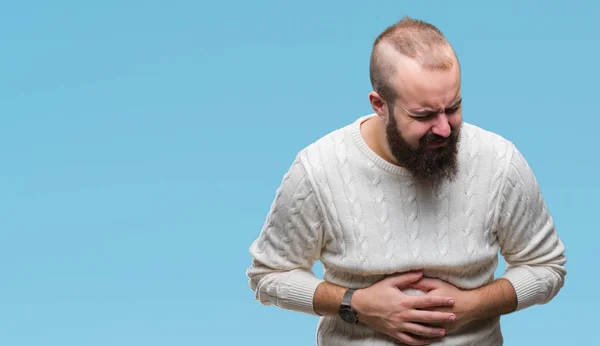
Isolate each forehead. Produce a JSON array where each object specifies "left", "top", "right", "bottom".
[{"left": 394, "top": 56, "right": 461, "bottom": 109}]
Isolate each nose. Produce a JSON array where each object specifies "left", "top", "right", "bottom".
[{"left": 431, "top": 113, "right": 451, "bottom": 138}]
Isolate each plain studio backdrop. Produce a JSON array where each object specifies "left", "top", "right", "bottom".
[{"left": 0, "top": 1, "right": 598, "bottom": 345}]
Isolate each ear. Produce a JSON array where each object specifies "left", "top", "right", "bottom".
[{"left": 368, "top": 91, "right": 388, "bottom": 120}]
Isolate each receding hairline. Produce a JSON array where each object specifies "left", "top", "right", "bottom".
[
  {"left": 370, "top": 16, "right": 458, "bottom": 101},
  {"left": 375, "top": 41, "right": 456, "bottom": 70}
]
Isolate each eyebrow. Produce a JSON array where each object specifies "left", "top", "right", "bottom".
[{"left": 410, "top": 97, "right": 462, "bottom": 116}]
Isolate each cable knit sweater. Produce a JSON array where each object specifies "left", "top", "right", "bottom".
[{"left": 246, "top": 114, "right": 567, "bottom": 346}]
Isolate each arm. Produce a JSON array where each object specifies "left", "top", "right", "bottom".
[
  {"left": 496, "top": 143, "right": 567, "bottom": 311},
  {"left": 465, "top": 144, "right": 566, "bottom": 320},
  {"left": 466, "top": 144, "right": 565, "bottom": 320},
  {"left": 468, "top": 278, "right": 517, "bottom": 321},
  {"left": 313, "top": 282, "right": 347, "bottom": 316},
  {"left": 410, "top": 143, "right": 566, "bottom": 333},
  {"left": 246, "top": 155, "right": 325, "bottom": 315}
]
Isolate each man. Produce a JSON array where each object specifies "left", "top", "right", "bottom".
[{"left": 246, "top": 16, "right": 566, "bottom": 346}]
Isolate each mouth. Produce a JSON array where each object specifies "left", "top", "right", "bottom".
[{"left": 427, "top": 138, "right": 449, "bottom": 148}]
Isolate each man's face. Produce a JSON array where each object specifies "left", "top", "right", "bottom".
[{"left": 384, "top": 56, "right": 463, "bottom": 184}]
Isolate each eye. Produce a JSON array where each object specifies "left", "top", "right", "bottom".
[
  {"left": 411, "top": 112, "right": 437, "bottom": 121},
  {"left": 445, "top": 104, "right": 461, "bottom": 115}
]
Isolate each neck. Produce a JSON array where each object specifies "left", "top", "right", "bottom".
[{"left": 361, "top": 115, "right": 400, "bottom": 167}]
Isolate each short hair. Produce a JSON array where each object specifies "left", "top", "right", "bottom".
[{"left": 369, "top": 16, "right": 456, "bottom": 103}]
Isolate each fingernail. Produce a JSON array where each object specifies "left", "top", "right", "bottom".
[
  {"left": 449, "top": 299, "right": 455, "bottom": 304},
  {"left": 450, "top": 314, "right": 456, "bottom": 321},
  {"left": 440, "top": 330, "right": 446, "bottom": 336}
]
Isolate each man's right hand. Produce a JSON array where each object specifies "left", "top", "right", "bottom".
[{"left": 352, "top": 270, "right": 456, "bottom": 346}]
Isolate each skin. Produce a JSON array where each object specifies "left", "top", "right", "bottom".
[
  {"left": 313, "top": 48, "right": 518, "bottom": 345},
  {"left": 407, "top": 277, "right": 518, "bottom": 336}
]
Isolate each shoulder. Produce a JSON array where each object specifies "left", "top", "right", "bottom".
[
  {"left": 459, "top": 123, "right": 544, "bottom": 197},
  {"left": 459, "top": 122, "right": 518, "bottom": 168},
  {"left": 296, "top": 116, "right": 364, "bottom": 170},
  {"left": 460, "top": 122, "right": 514, "bottom": 150}
]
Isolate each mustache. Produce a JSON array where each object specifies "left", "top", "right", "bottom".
[{"left": 421, "top": 131, "right": 457, "bottom": 145}]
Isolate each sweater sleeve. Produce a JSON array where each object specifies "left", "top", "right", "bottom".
[
  {"left": 497, "top": 144, "right": 567, "bottom": 311},
  {"left": 246, "top": 155, "right": 325, "bottom": 316}
]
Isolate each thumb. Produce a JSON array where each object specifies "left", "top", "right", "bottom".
[{"left": 383, "top": 270, "right": 423, "bottom": 288}]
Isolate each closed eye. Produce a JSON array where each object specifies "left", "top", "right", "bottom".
[
  {"left": 411, "top": 112, "right": 437, "bottom": 120},
  {"left": 408, "top": 98, "right": 462, "bottom": 120},
  {"left": 445, "top": 104, "right": 461, "bottom": 114},
  {"left": 411, "top": 105, "right": 461, "bottom": 120},
  {"left": 446, "top": 98, "right": 462, "bottom": 114}
]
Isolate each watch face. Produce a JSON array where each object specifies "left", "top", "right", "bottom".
[{"left": 339, "top": 307, "right": 357, "bottom": 324}]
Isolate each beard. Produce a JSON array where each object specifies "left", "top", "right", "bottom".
[{"left": 385, "top": 109, "right": 461, "bottom": 186}]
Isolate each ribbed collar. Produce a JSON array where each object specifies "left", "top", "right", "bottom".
[{"left": 349, "top": 114, "right": 412, "bottom": 176}]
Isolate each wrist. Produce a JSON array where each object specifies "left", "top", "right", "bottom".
[
  {"left": 463, "top": 279, "right": 517, "bottom": 323},
  {"left": 350, "top": 288, "right": 367, "bottom": 316},
  {"left": 313, "top": 282, "right": 348, "bottom": 316},
  {"left": 339, "top": 288, "right": 360, "bottom": 324},
  {"left": 462, "top": 289, "right": 481, "bottom": 323}
]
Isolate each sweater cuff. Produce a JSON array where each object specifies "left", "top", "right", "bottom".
[
  {"left": 279, "top": 269, "right": 325, "bottom": 316},
  {"left": 500, "top": 266, "right": 540, "bottom": 311}
]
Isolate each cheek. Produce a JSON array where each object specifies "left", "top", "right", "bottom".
[
  {"left": 449, "top": 112, "right": 463, "bottom": 129},
  {"left": 403, "top": 121, "right": 431, "bottom": 144}
]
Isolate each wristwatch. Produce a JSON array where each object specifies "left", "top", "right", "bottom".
[{"left": 339, "top": 288, "right": 359, "bottom": 324}]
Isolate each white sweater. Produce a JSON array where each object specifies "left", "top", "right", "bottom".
[{"left": 246, "top": 114, "right": 567, "bottom": 345}]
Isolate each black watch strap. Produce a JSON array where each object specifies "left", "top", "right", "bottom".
[
  {"left": 342, "top": 288, "right": 357, "bottom": 307},
  {"left": 339, "top": 288, "right": 359, "bottom": 324}
]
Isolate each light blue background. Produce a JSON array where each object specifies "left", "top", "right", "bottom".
[{"left": 1, "top": 1, "right": 597, "bottom": 345}]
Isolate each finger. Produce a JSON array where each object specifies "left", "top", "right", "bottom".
[
  {"left": 409, "top": 309, "right": 456, "bottom": 324},
  {"left": 385, "top": 270, "right": 424, "bottom": 288},
  {"left": 410, "top": 294, "right": 455, "bottom": 309},
  {"left": 402, "top": 322, "right": 446, "bottom": 338},
  {"left": 408, "top": 278, "right": 442, "bottom": 291},
  {"left": 394, "top": 332, "right": 441, "bottom": 345}
]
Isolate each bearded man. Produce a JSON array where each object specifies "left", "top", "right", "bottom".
[{"left": 246, "top": 16, "right": 566, "bottom": 346}]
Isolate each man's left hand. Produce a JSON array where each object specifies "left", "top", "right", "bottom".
[{"left": 407, "top": 278, "right": 479, "bottom": 335}]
